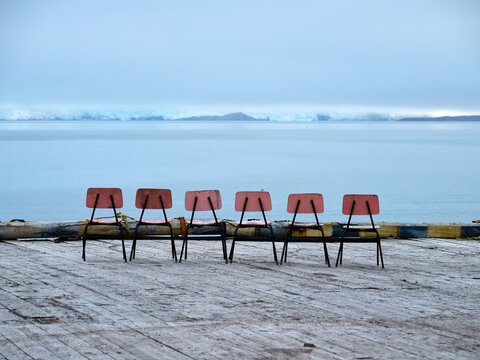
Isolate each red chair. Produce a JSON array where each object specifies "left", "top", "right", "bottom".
[
  {"left": 229, "top": 191, "right": 278, "bottom": 264},
  {"left": 129, "top": 189, "right": 177, "bottom": 262},
  {"left": 281, "top": 193, "right": 330, "bottom": 266},
  {"left": 83, "top": 188, "right": 126, "bottom": 262},
  {"left": 336, "top": 194, "right": 384, "bottom": 268},
  {"left": 180, "top": 190, "right": 227, "bottom": 263}
]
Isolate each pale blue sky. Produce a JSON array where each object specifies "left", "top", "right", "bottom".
[{"left": 0, "top": 0, "right": 479, "bottom": 113}]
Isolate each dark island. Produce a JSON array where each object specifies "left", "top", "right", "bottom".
[
  {"left": 398, "top": 115, "right": 480, "bottom": 122},
  {"left": 173, "top": 112, "right": 269, "bottom": 121}
]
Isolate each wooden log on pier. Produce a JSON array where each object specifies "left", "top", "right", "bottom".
[{"left": 0, "top": 219, "right": 479, "bottom": 240}]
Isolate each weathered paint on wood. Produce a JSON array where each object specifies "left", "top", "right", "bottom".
[
  {"left": 427, "top": 224, "right": 462, "bottom": 238},
  {"left": 0, "top": 238, "right": 478, "bottom": 358},
  {"left": 1, "top": 219, "right": 479, "bottom": 240}
]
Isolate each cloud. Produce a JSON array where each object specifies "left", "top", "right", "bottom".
[{"left": 0, "top": 0, "right": 479, "bottom": 110}]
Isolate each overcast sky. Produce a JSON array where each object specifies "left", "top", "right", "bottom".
[{"left": 0, "top": 0, "right": 479, "bottom": 113}]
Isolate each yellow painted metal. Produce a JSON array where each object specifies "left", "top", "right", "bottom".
[
  {"left": 289, "top": 223, "right": 333, "bottom": 238},
  {"left": 378, "top": 225, "right": 400, "bottom": 238},
  {"left": 322, "top": 224, "right": 333, "bottom": 237},
  {"left": 291, "top": 228, "right": 323, "bottom": 237},
  {"left": 358, "top": 231, "right": 378, "bottom": 238},
  {"left": 427, "top": 225, "right": 461, "bottom": 238},
  {"left": 236, "top": 227, "right": 257, "bottom": 236},
  {"left": 2, "top": 221, "right": 44, "bottom": 238},
  {"left": 78, "top": 221, "right": 121, "bottom": 237}
]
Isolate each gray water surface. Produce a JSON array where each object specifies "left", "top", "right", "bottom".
[{"left": 0, "top": 121, "right": 478, "bottom": 222}]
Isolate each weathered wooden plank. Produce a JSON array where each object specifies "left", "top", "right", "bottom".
[
  {"left": 0, "top": 325, "right": 63, "bottom": 360},
  {"left": 15, "top": 323, "right": 90, "bottom": 360},
  {"left": 0, "top": 334, "right": 33, "bottom": 359},
  {"left": 0, "top": 238, "right": 478, "bottom": 359},
  {"left": 61, "top": 324, "right": 134, "bottom": 360},
  {"left": 51, "top": 329, "right": 118, "bottom": 360}
]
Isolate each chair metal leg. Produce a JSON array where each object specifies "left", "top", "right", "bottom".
[
  {"left": 168, "top": 224, "right": 177, "bottom": 262},
  {"left": 272, "top": 241, "right": 279, "bottom": 265},
  {"left": 118, "top": 224, "right": 127, "bottom": 262},
  {"left": 185, "top": 238, "right": 188, "bottom": 260},
  {"left": 378, "top": 240, "right": 384, "bottom": 268},
  {"left": 281, "top": 240, "right": 288, "bottom": 264},
  {"left": 268, "top": 226, "right": 278, "bottom": 265},
  {"left": 323, "top": 242, "right": 331, "bottom": 267},
  {"left": 221, "top": 225, "right": 227, "bottom": 262},
  {"left": 170, "top": 226, "right": 175, "bottom": 260},
  {"left": 130, "top": 224, "right": 140, "bottom": 261},
  {"left": 229, "top": 227, "right": 239, "bottom": 262},
  {"left": 228, "top": 239, "right": 236, "bottom": 262},
  {"left": 377, "top": 242, "right": 379, "bottom": 266},
  {"left": 221, "top": 239, "right": 227, "bottom": 263},
  {"left": 170, "top": 232, "right": 175, "bottom": 259},
  {"left": 179, "top": 239, "right": 186, "bottom": 263},
  {"left": 336, "top": 242, "right": 343, "bottom": 267},
  {"left": 222, "top": 239, "right": 228, "bottom": 263},
  {"left": 220, "top": 226, "right": 228, "bottom": 264},
  {"left": 82, "top": 224, "right": 89, "bottom": 261},
  {"left": 283, "top": 227, "right": 293, "bottom": 264},
  {"left": 179, "top": 238, "right": 187, "bottom": 263},
  {"left": 172, "top": 238, "right": 178, "bottom": 262},
  {"left": 340, "top": 243, "right": 343, "bottom": 264},
  {"left": 336, "top": 230, "right": 347, "bottom": 267},
  {"left": 179, "top": 225, "right": 190, "bottom": 263}
]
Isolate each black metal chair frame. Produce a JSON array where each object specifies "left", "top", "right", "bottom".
[
  {"left": 336, "top": 200, "right": 384, "bottom": 268},
  {"left": 229, "top": 197, "right": 278, "bottom": 265},
  {"left": 82, "top": 193, "right": 127, "bottom": 262},
  {"left": 129, "top": 194, "right": 177, "bottom": 262},
  {"left": 179, "top": 196, "right": 227, "bottom": 263},
  {"left": 281, "top": 199, "right": 330, "bottom": 266}
]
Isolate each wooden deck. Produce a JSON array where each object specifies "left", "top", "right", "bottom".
[{"left": 0, "top": 238, "right": 479, "bottom": 359}]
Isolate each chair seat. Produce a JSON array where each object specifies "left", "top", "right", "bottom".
[
  {"left": 291, "top": 222, "right": 323, "bottom": 228},
  {"left": 189, "top": 219, "right": 220, "bottom": 226},
  {"left": 87, "top": 218, "right": 123, "bottom": 224},
  {"left": 343, "top": 225, "right": 379, "bottom": 230},
  {"left": 237, "top": 220, "right": 271, "bottom": 227},
  {"left": 137, "top": 219, "right": 171, "bottom": 224}
]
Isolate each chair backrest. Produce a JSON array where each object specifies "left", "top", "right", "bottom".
[
  {"left": 86, "top": 188, "right": 123, "bottom": 209},
  {"left": 185, "top": 190, "right": 222, "bottom": 211},
  {"left": 287, "top": 193, "right": 324, "bottom": 214},
  {"left": 342, "top": 194, "right": 379, "bottom": 215},
  {"left": 135, "top": 189, "right": 172, "bottom": 209},
  {"left": 235, "top": 191, "right": 272, "bottom": 212}
]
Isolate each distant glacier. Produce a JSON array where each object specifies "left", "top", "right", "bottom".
[{"left": 0, "top": 108, "right": 479, "bottom": 122}]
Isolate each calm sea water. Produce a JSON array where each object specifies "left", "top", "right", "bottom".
[{"left": 0, "top": 121, "right": 479, "bottom": 223}]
